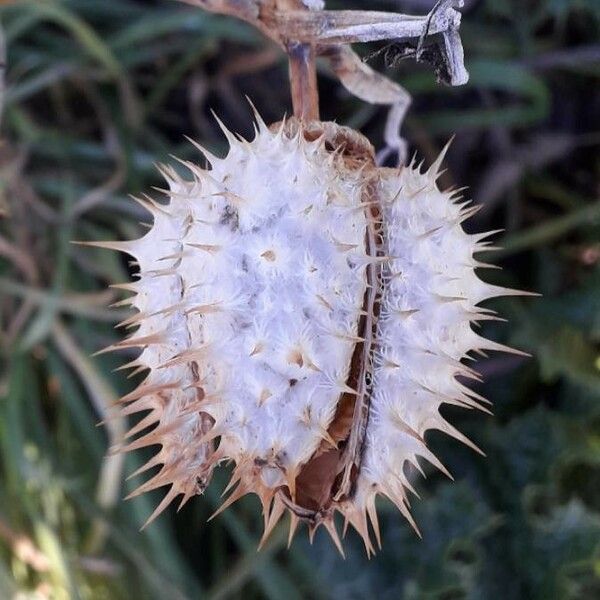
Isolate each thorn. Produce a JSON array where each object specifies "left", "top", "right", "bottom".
[
  {"left": 421, "top": 448, "right": 454, "bottom": 481},
  {"left": 417, "top": 225, "right": 443, "bottom": 240},
  {"left": 208, "top": 483, "right": 248, "bottom": 521},
  {"left": 324, "top": 519, "right": 345, "bottom": 558},
  {"left": 351, "top": 253, "right": 395, "bottom": 267},
  {"left": 449, "top": 186, "right": 469, "bottom": 199},
  {"left": 287, "top": 513, "right": 300, "bottom": 548},
  {"left": 72, "top": 239, "right": 136, "bottom": 256},
  {"left": 123, "top": 412, "right": 160, "bottom": 440},
  {"left": 258, "top": 500, "right": 285, "bottom": 550},
  {"left": 110, "top": 296, "right": 136, "bottom": 308},
  {"left": 285, "top": 466, "right": 298, "bottom": 502},
  {"left": 365, "top": 496, "right": 382, "bottom": 550},
  {"left": 113, "top": 358, "right": 144, "bottom": 373},
  {"left": 157, "top": 251, "right": 186, "bottom": 264},
  {"left": 210, "top": 189, "right": 247, "bottom": 206},
  {"left": 458, "top": 384, "right": 492, "bottom": 406},
  {"left": 159, "top": 344, "right": 214, "bottom": 368},
  {"left": 177, "top": 488, "right": 197, "bottom": 512},
  {"left": 315, "top": 294, "right": 333, "bottom": 311},
  {"left": 126, "top": 470, "right": 169, "bottom": 500},
  {"left": 130, "top": 194, "right": 169, "bottom": 216},
  {"left": 426, "top": 136, "right": 454, "bottom": 180},
  {"left": 349, "top": 509, "right": 375, "bottom": 557},
  {"left": 140, "top": 486, "right": 180, "bottom": 530},
  {"left": 222, "top": 467, "right": 244, "bottom": 498},
  {"left": 458, "top": 204, "right": 482, "bottom": 223},
  {"left": 330, "top": 235, "right": 359, "bottom": 253},
  {"left": 93, "top": 332, "right": 165, "bottom": 356},
  {"left": 317, "top": 427, "right": 338, "bottom": 449},
  {"left": 433, "top": 293, "right": 468, "bottom": 304},
  {"left": 186, "top": 242, "right": 222, "bottom": 254},
  {"left": 183, "top": 135, "right": 220, "bottom": 166},
  {"left": 184, "top": 302, "right": 223, "bottom": 316},
  {"left": 470, "top": 260, "right": 502, "bottom": 270},
  {"left": 155, "top": 162, "right": 181, "bottom": 185},
  {"left": 168, "top": 154, "right": 206, "bottom": 181},
  {"left": 116, "top": 420, "right": 182, "bottom": 454},
  {"left": 126, "top": 455, "right": 162, "bottom": 481},
  {"left": 477, "top": 338, "right": 531, "bottom": 358},
  {"left": 116, "top": 381, "right": 180, "bottom": 405},
  {"left": 405, "top": 182, "right": 429, "bottom": 200},
  {"left": 473, "top": 229, "right": 504, "bottom": 243},
  {"left": 211, "top": 110, "right": 239, "bottom": 148},
  {"left": 388, "top": 308, "right": 419, "bottom": 320},
  {"left": 244, "top": 95, "right": 268, "bottom": 133},
  {"left": 109, "top": 282, "right": 139, "bottom": 293},
  {"left": 147, "top": 267, "right": 178, "bottom": 278},
  {"left": 481, "top": 285, "right": 542, "bottom": 300},
  {"left": 116, "top": 311, "right": 147, "bottom": 329},
  {"left": 473, "top": 243, "right": 503, "bottom": 254},
  {"left": 384, "top": 488, "right": 422, "bottom": 540},
  {"left": 127, "top": 365, "right": 149, "bottom": 379},
  {"left": 327, "top": 330, "right": 365, "bottom": 344},
  {"left": 434, "top": 417, "right": 485, "bottom": 456},
  {"left": 198, "top": 425, "right": 225, "bottom": 446}
]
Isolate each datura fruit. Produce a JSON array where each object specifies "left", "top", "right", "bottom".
[{"left": 90, "top": 114, "right": 529, "bottom": 555}]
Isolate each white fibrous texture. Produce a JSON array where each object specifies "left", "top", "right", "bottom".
[{"left": 93, "top": 116, "right": 525, "bottom": 554}]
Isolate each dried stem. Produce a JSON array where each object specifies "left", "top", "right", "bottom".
[
  {"left": 287, "top": 41, "right": 319, "bottom": 120},
  {"left": 178, "top": 0, "right": 469, "bottom": 163},
  {"left": 179, "top": 1, "right": 468, "bottom": 83}
]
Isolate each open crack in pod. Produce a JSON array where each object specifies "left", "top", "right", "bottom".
[{"left": 88, "top": 114, "right": 530, "bottom": 555}]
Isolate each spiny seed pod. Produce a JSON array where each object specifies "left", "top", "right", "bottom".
[{"left": 89, "top": 114, "right": 529, "bottom": 555}]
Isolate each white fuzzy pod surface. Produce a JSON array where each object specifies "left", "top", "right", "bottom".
[{"left": 92, "top": 115, "right": 527, "bottom": 554}]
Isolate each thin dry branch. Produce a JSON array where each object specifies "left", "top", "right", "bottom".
[
  {"left": 179, "top": 0, "right": 468, "bottom": 82},
  {"left": 177, "top": 0, "right": 469, "bottom": 162}
]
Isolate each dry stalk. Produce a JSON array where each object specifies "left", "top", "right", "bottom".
[{"left": 178, "top": 0, "right": 469, "bottom": 162}]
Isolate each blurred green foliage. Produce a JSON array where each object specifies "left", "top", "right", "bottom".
[{"left": 0, "top": 0, "right": 598, "bottom": 598}]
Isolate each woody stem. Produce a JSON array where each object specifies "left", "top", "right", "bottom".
[{"left": 286, "top": 41, "right": 319, "bottom": 121}]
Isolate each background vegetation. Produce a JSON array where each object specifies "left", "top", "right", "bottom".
[{"left": 0, "top": 0, "right": 598, "bottom": 598}]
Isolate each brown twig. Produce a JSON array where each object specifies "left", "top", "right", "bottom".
[
  {"left": 287, "top": 41, "right": 319, "bottom": 119},
  {"left": 178, "top": 0, "right": 469, "bottom": 162}
]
